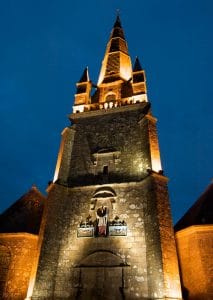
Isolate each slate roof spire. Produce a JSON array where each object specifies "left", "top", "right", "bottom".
[
  {"left": 133, "top": 56, "right": 143, "bottom": 72},
  {"left": 97, "top": 14, "right": 132, "bottom": 85},
  {"left": 78, "top": 67, "right": 89, "bottom": 83},
  {"left": 74, "top": 67, "right": 92, "bottom": 107},
  {"left": 114, "top": 14, "right": 121, "bottom": 28}
]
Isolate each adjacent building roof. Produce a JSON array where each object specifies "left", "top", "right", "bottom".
[
  {"left": 0, "top": 185, "right": 45, "bottom": 235},
  {"left": 174, "top": 182, "right": 213, "bottom": 231}
]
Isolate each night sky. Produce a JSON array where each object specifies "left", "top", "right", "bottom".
[{"left": 0, "top": 1, "right": 212, "bottom": 224}]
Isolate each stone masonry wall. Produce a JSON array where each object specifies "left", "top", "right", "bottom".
[
  {"left": 54, "top": 126, "right": 76, "bottom": 184},
  {"left": 175, "top": 225, "right": 213, "bottom": 300},
  {"left": 0, "top": 233, "right": 38, "bottom": 300},
  {"left": 30, "top": 171, "right": 183, "bottom": 300},
  {"left": 31, "top": 175, "right": 176, "bottom": 299},
  {"left": 153, "top": 174, "right": 182, "bottom": 299},
  {"left": 67, "top": 105, "right": 151, "bottom": 186},
  {"left": 30, "top": 105, "right": 182, "bottom": 299}
]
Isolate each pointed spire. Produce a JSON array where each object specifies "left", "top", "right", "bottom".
[
  {"left": 132, "top": 56, "right": 146, "bottom": 92},
  {"left": 111, "top": 12, "right": 125, "bottom": 40},
  {"left": 97, "top": 15, "right": 132, "bottom": 85},
  {"left": 113, "top": 13, "right": 122, "bottom": 28},
  {"left": 74, "top": 67, "right": 92, "bottom": 108},
  {"left": 79, "top": 67, "right": 89, "bottom": 83},
  {"left": 133, "top": 56, "right": 143, "bottom": 72}
]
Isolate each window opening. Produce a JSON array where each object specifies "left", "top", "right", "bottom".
[{"left": 103, "top": 165, "right": 108, "bottom": 175}]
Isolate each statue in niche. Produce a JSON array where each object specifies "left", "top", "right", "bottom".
[{"left": 96, "top": 206, "right": 108, "bottom": 236}]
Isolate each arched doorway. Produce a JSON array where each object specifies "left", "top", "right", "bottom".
[{"left": 76, "top": 251, "right": 126, "bottom": 300}]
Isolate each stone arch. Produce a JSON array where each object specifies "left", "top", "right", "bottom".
[
  {"left": 76, "top": 251, "right": 126, "bottom": 300},
  {"left": 105, "top": 92, "right": 116, "bottom": 102},
  {"left": 93, "top": 186, "right": 117, "bottom": 199},
  {"left": 90, "top": 187, "right": 117, "bottom": 221},
  {"left": 0, "top": 244, "right": 11, "bottom": 298},
  {"left": 78, "top": 250, "right": 124, "bottom": 267}
]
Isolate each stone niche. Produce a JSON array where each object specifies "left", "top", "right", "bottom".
[
  {"left": 92, "top": 148, "right": 121, "bottom": 177},
  {"left": 77, "top": 187, "right": 127, "bottom": 238}
]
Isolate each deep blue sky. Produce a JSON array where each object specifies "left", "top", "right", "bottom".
[{"left": 0, "top": 0, "right": 212, "bottom": 223}]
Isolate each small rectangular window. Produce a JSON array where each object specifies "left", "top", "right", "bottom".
[{"left": 103, "top": 165, "right": 108, "bottom": 175}]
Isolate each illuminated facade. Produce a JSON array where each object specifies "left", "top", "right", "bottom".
[
  {"left": 28, "top": 15, "right": 182, "bottom": 299},
  {"left": 0, "top": 16, "right": 186, "bottom": 299}
]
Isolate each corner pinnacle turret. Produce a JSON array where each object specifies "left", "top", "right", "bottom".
[{"left": 73, "top": 67, "right": 92, "bottom": 110}]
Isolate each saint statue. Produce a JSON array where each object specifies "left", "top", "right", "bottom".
[{"left": 96, "top": 206, "right": 108, "bottom": 236}]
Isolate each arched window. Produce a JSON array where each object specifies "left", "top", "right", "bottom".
[{"left": 105, "top": 92, "right": 116, "bottom": 102}]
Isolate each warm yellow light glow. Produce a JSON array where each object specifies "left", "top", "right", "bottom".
[
  {"left": 146, "top": 115, "right": 162, "bottom": 173},
  {"left": 132, "top": 94, "right": 148, "bottom": 103},
  {"left": 151, "top": 157, "right": 162, "bottom": 173},
  {"left": 25, "top": 237, "right": 43, "bottom": 300},
  {"left": 120, "top": 52, "right": 132, "bottom": 81},
  {"left": 73, "top": 104, "right": 85, "bottom": 113},
  {"left": 25, "top": 269, "right": 36, "bottom": 300},
  {"left": 175, "top": 225, "right": 213, "bottom": 300},
  {"left": 164, "top": 274, "right": 183, "bottom": 299},
  {"left": 109, "top": 101, "right": 113, "bottom": 108},
  {"left": 53, "top": 128, "right": 67, "bottom": 182},
  {"left": 0, "top": 233, "right": 38, "bottom": 300},
  {"left": 98, "top": 52, "right": 132, "bottom": 85}
]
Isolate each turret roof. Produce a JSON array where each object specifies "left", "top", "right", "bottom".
[
  {"left": 133, "top": 56, "right": 143, "bottom": 72},
  {"left": 78, "top": 67, "right": 89, "bottom": 83}
]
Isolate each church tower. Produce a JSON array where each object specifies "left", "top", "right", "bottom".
[{"left": 26, "top": 16, "right": 182, "bottom": 300}]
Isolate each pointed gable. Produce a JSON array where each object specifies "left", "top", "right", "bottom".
[
  {"left": 0, "top": 185, "right": 45, "bottom": 234},
  {"left": 175, "top": 182, "right": 213, "bottom": 231}
]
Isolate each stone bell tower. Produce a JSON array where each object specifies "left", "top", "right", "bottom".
[{"left": 26, "top": 16, "right": 182, "bottom": 300}]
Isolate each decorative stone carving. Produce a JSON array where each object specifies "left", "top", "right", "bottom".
[
  {"left": 108, "top": 216, "right": 127, "bottom": 236},
  {"left": 78, "top": 215, "right": 94, "bottom": 237},
  {"left": 77, "top": 227, "right": 94, "bottom": 238},
  {"left": 96, "top": 206, "right": 108, "bottom": 236},
  {"left": 108, "top": 225, "right": 127, "bottom": 236}
]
